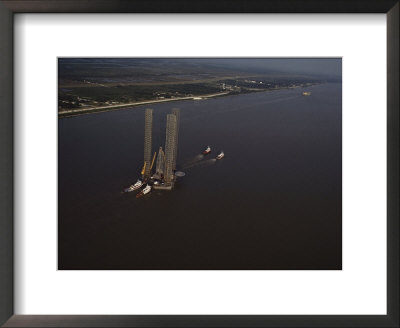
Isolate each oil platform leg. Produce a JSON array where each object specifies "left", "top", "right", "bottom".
[
  {"left": 143, "top": 108, "right": 153, "bottom": 179},
  {"left": 171, "top": 108, "right": 180, "bottom": 170},
  {"left": 164, "top": 113, "right": 177, "bottom": 185}
]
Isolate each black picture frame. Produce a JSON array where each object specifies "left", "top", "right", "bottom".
[{"left": 0, "top": 1, "right": 398, "bottom": 327}]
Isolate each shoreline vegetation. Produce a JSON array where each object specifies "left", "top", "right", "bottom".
[
  {"left": 58, "top": 91, "right": 230, "bottom": 118},
  {"left": 58, "top": 83, "right": 320, "bottom": 119},
  {"left": 58, "top": 58, "right": 338, "bottom": 119}
]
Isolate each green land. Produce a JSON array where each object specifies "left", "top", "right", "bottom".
[{"left": 58, "top": 59, "right": 329, "bottom": 118}]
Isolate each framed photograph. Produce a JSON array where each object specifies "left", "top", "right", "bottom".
[
  {"left": 0, "top": 1, "right": 398, "bottom": 327},
  {"left": 57, "top": 57, "right": 342, "bottom": 271}
]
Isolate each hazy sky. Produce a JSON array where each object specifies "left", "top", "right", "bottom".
[
  {"left": 60, "top": 58, "right": 342, "bottom": 79},
  {"left": 203, "top": 58, "right": 342, "bottom": 78}
]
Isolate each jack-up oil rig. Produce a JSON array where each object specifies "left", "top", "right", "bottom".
[
  {"left": 145, "top": 107, "right": 180, "bottom": 190},
  {"left": 125, "top": 108, "right": 180, "bottom": 196}
]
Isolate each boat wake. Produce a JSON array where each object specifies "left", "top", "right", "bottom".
[
  {"left": 197, "top": 158, "right": 217, "bottom": 167},
  {"left": 182, "top": 154, "right": 205, "bottom": 169},
  {"left": 184, "top": 158, "right": 216, "bottom": 169},
  {"left": 182, "top": 147, "right": 219, "bottom": 170}
]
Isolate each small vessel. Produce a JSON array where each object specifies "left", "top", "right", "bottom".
[
  {"left": 203, "top": 146, "right": 211, "bottom": 155},
  {"left": 136, "top": 185, "right": 151, "bottom": 198},
  {"left": 142, "top": 185, "right": 151, "bottom": 194},
  {"left": 216, "top": 151, "right": 224, "bottom": 160},
  {"left": 302, "top": 91, "right": 311, "bottom": 96},
  {"left": 124, "top": 185, "right": 135, "bottom": 193},
  {"left": 124, "top": 179, "right": 143, "bottom": 192},
  {"left": 132, "top": 179, "right": 143, "bottom": 190}
]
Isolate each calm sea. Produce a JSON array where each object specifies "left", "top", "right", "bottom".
[{"left": 58, "top": 83, "right": 342, "bottom": 270}]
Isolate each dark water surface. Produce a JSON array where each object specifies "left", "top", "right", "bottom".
[{"left": 59, "top": 83, "right": 342, "bottom": 270}]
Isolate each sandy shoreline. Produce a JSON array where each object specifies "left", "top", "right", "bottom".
[
  {"left": 58, "top": 91, "right": 230, "bottom": 118},
  {"left": 58, "top": 83, "right": 318, "bottom": 119}
]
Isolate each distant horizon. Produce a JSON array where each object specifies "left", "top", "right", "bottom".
[
  {"left": 58, "top": 57, "right": 341, "bottom": 117},
  {"left": 59, "top": 57, "right": 342, "bottom": 79}
]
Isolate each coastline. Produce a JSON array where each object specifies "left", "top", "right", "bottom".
[
  {"left": 58, "top": 83, "right": 320, "bottom": 119},
  {"left": 58, "top": 91, "right": 230, "bottom": 118}
]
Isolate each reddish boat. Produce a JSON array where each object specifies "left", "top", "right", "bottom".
[{"left": 202, "top": 146, "right": 211, "bottom": 155}]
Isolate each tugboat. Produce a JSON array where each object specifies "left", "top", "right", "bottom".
[
  {"left": 136, "top": 184, "right": 151, "bottom": 198},
  {"left": 132, "top": 179, "right": 144, "bottom": 189},
  {"left": 216, "top": 151, "right": 224, "bottom": 160},
  {"left": 124, "top": 185, "right": 135, "bottom": 193},
  {"left": 203, "top": 146, "right": 211, "bottom": 155},
  {"left": 124, "top": 179, "right": 143, "bottom": 192}
]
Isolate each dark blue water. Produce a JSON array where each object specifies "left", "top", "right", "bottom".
[{"left": 58, "top": 83, "right": 342, "bottom": 270}]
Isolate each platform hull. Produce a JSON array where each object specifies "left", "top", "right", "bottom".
[{"left": 153, "top": 182, "right": 174, "bottom": 190}]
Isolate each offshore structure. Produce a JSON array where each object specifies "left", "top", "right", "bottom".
[
  {"left": 171, "top": 108, "right": 180, "bottom": 171},
  {"left": 142, "top": 108, "right": 153, "bottom": 179},
  {"left": 154, "top": 146, "right": 165, "bottom": 179},
  {"left": 141, "top": 108, "right": 180, "bottom": 190}
]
